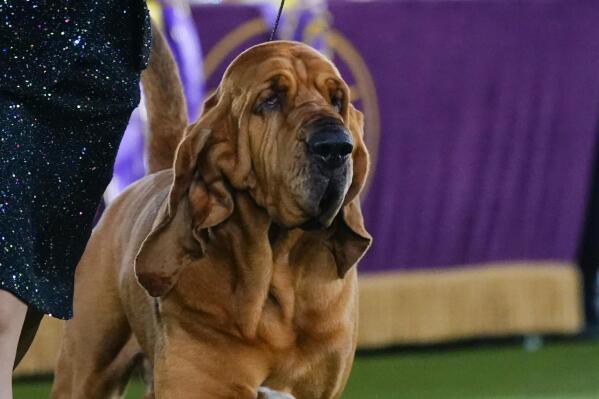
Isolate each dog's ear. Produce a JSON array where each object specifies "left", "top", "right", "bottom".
[
  {"left": 134, "top": 91, "right": 236, "bottom": 297},
  {"left": 345, "top": 104, "right": 369, "bottom": 203},
  {"left": 330, "top": 104, "right": 372, "bottom": 277},
  {"left": 331, "top": 198, "right": 372, "bottom": 278}
]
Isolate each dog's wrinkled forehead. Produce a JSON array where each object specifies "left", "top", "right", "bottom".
[{"left": 222, "top": 41, "right": 343, "bottom": 89}]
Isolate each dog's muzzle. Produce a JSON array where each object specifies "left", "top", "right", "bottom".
[
  {"left": 306, "top": 117, "right": 353, "bottom": 169},
  {"left": 300, "top": 117, "right": 353, "bottom": 230}
]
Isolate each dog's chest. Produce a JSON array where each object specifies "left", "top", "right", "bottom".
[
  {"left": 259, "top": 263, "right": 357, "bottom": 348},
  {"left": 260, "top": 268, "right": 357, "bottom": 397}
]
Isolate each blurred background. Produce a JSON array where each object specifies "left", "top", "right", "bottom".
[{"left": 14, "top": 0, "right": 599, "bottom": 397}]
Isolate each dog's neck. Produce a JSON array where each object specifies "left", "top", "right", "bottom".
[{"left": 202, "top": 191, "right": 336, "bottom": 340}]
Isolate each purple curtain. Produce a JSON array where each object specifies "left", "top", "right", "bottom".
[{"left": 326, "top": 1, "right": 599, "bottom": 272}]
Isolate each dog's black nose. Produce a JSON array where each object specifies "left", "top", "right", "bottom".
[{"left": 307, "top": 122, "right": 353, "bottom": 169}]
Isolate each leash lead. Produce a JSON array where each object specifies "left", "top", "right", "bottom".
[{"left": 269, "top": 0, "right": 285, "bottom": 41}]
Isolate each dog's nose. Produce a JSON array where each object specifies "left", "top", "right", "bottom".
[{"left": 308, "top": 126, "right": 353, "bottom": 169}]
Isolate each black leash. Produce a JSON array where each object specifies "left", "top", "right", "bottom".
[{"left": 269, "top": 0, "right": 285, "bottom": 41}]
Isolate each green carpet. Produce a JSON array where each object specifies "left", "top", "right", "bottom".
[{"left": 14, "top": 340, "right": 599, "bottom": 398}]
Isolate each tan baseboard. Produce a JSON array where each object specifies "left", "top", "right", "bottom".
[{"left": 357, "top": 262, "right": 583, "bottom": 348}]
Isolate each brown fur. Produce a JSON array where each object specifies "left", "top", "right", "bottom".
[{"left": 51, "top": 24, "right": 371, "bottom": 399}]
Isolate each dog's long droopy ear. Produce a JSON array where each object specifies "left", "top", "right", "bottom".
[
  {"left": 345, "top": 104, "right": 369, "bottom": 203},
  {"left": 331, "top": 104, "right": 372, "bottom": 277},
  {"left": 134, "top": 92, "right": 235, "bottom": 297}
]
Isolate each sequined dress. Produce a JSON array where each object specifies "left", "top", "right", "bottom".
[{"left": 0, "top": 1, "right": 151, "bottom": 319}]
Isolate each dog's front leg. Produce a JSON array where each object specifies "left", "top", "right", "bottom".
[
  {"left": 153, "top": 329, "right": 270, "bottom": 399},
  {"left": 257, "top": 387, "right": 296, "bottom": 399}
]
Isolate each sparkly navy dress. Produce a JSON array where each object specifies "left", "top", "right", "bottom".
[{"left": 0, "top": 1, "right": 151, "bottom": 319}]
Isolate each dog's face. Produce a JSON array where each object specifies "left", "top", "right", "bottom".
[
  {"left": 135, "top": 42, "right": 371, "bottom": 297},
  {"left": 203, "top": 42, "right": 368, "bottom": 229},
  {"left": 226, "top": 45, "right": 357, "bottom": 228}
]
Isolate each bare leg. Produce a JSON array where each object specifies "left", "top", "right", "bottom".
[{"left": 0, "top": 290, "right": 27, "bottom": 399}]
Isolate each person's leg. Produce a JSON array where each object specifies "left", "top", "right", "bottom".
[{"left": 0, "top": 290, "right": 27, "bottom": 399}]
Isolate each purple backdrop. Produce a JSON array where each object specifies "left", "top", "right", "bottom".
[
  {"left": 190, "top": 4, "right": 270, "bottom": 96},
  {"left": 180, "top": 1, "right": 599, "bottom": 274}
]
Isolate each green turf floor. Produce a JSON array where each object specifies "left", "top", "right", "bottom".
[{"left": 14, "top": 340, "right": 599, "bottom": 398}]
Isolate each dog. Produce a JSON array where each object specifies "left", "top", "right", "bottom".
[{"left": 51, "top": 24, "right": 371, "bottom": 399}]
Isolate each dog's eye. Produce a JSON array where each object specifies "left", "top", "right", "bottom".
[
  {"left": 262, "top": 93, "right": 280, "bottom": 111},
  {"left": 253, "top": 89, "right": 283, "bottom": 114},
  {"left": 331, "top": 94, "right": 343, "bottom": 113}
]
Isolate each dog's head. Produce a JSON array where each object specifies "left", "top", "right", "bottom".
[{"left": 136, "top": 41, "right": 372, "bottom": 297}]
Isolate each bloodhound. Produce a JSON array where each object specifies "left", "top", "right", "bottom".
[{"left": 51, "top": 24, "right": 372, "bottom": 399}]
